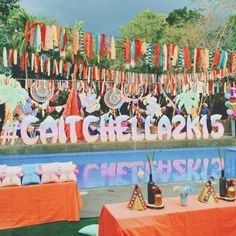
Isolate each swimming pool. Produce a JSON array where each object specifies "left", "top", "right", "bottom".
[{"left": 0, "top": 147, "right": 235, "bottom": 188}]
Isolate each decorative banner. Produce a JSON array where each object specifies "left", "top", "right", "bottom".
[{"left": 1, "top": 114, "right": 224, "bottom": 146}]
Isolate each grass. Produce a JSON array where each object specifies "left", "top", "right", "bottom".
[{"left": 0, "top": 217, "right": 99, "bottom": 236}]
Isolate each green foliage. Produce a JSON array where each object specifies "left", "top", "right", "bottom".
[
  {"left": 120, "top": 8, "right": 167, "bottom": 42},
  {"left": 226, "top": 14, "right": 236, "bottom": 50},
  {"left": 146, "top": 152, "right": 155, "bottom": 174},
  {"left": 166, "top": 7, "right": 201, "bottom": 27},
  {"left": 0, "top": 0, "right": 20, "bottom": 24}
]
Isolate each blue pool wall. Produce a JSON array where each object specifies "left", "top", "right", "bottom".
[{"left": 0, "top": 147, "right": 235, "bottom": 188}]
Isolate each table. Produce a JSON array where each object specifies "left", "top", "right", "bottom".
[
  {"left": 0, "top": 182, "right": 83, "bottom": 230},
  {"left": 99, "top": 195, "right": 236, "bottom": 236}
]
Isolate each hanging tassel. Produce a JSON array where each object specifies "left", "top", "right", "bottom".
[
  {"left": 183, "top": 46, "right": 191, "bottom": 69},
  {"left": 106, "top": 35, "right": 111, "bottom": 61},
  {"left": 79, "top": 31, "right": 84, "bottom": 56},
  {"left": 94, "top": 33, "right": 99, "bottom": 58},
  {"left": 232, "top": 52, "right": 236, "bottom": 74},
  {"left": 34, "top": 54, "right": 40, "bottom": 73},
  {"left": 131, "top": 40, "right": 135, "bottom": 67},
  {"left": 99, "top": 34, "right": 106, "bottom": 56},
  {"left": 88, "top": 32, "right": 94, "bottom": 59},
  {"left": 83, "top": 32, "right": 88, "bottom": 56},
  {"left": 52, "top": 25, "right": 58, "bottom": 48},
  {"left": 31, "top": 53, "right": 34, "bottom": 71},
  {"left": 59, "top": 60, "right": 63, "bottom": 74},
  {"left": 111, "top": 36, "right": 116, "bottom": 60},
  {"left": 166, "top": 44, "right": 172, "bottom": 69},
  {"left": 146, "top": 43, "right": 152, "bottom": 67},
  {"left": 163, "top": 44, "right": 168, "bottom": 71},
  {"left": 223, "top": 51, "right": 228, "bottom": 69},
  {"left": 171, "top": 45, "right": 178, "bottom": 66},
  {"left": 153, "top": 43, "right": 160, "bottom": 67},
  {"left": 56, "top": 26, "right": 61, "bottom": 49},
  {"left": 134, "top": 39, "right": 141, "bottom": 62},
  {"left": 217, "top": 50, "right": 226, "bottom": 70},
  {"left": 36, "top": 24, "right": 41, "bottom": 52},
  {"left": 47, "top": 58, "right": 51, "bottom": 76},
  {"left": 20, "top": 53, "right": 25, "bottom": 71},
  {"left": 59, "top": 27, "right": 65, "bottom": 50},
  {"left": 72, "top": 63, "right": 78, "bottom": 80},
  {"left": 124, "top": 38, "right": 131, "bottom": 65},
  {"left": 40, "top": 55, "right": 43, "bottom": 73},
  {"left": 41, "top": 24, "right": 46, "bottom": 50},
  {"left": 178, "top": 46, "right": 184, "bottom": 69},
  {"left": 8, "top": 48, "right": 13, "bottom": 65},
  {"left": 159, "top": 44, "right": 163, "bottom": 69},
  {"left": 48, "top": 25, "right": 53, "bottom": 50},
  {"left": 72, "top": 29, "right": 79, "bottom": 55},
  {"left": 53, "top": 59, "right": 59, "bottom": 75},
  {"left": 45, "top": 25, "right": 51, "bottom": 51},
  {"left": 29, "top": 24, "right": 35, "bottom": 48},
  {"left": 62, "top": 29, "right": 68, "bottom": 51},
  {"left": 24, "top": 20, "right": 30, "bottom": 46},
  {"left": 212, "top": 49, "right": 221, "bottom": 69}
]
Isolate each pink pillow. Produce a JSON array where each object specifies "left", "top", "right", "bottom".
[
  {"left": 58, "top": 162, "right": 78, "bottom": 183},
  {"left": 0, "top": 165, "right": 7, "bottom": 179},
  {"left": 40, "top": 163, "right": 61, "bottom": 184},
  {"left": 1, "top": 166, "right": 24, "bottom": 187}
]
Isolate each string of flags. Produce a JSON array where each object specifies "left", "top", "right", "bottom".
[
  {"left": 3, "top": 47, "right": 235, "bottom": 96},
  {"left": 20, "top": 21, "right": 236, "bottom": 73}
]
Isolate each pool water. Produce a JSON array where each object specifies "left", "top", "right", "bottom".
[{"left": 0, "top": 147, "right": 235, "bottom": 188}]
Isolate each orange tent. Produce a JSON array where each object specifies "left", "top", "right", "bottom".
[{"left": 63, "top": 89, "right": 83, "bottom": 140}]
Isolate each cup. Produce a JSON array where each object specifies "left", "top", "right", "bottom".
[{"left": 180, "top": 192, "right": 188, "bottom": 206}]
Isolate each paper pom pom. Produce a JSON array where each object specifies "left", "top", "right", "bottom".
[
  {"left": 225, "top": 93, "right": 231, "bottom": 100},
  {"left": 233, "top": 110, "right": 236, "bottom": 118},
  {"left": 227, "top": 109, "right": 233, "bottom": 116},
  {"left": 225, "top": 101, "right": 231, "bottom": 108}
]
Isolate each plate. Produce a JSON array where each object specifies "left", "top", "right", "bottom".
[
  {"left": 146, "top": 203, "right": 165, "bottom": 209},
  {"left": 218, "top": 196, "right": 235, "bottom": 202}
]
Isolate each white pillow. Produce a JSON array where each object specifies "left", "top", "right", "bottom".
[
  {"left": 40, "top": 163, "right": 61, "bottom": 184},
  {"left": 78, "top": 224, "right": 98, "bottom": 236},
  {"left": 58, "top": 162, "right": 77, "bottom": 183},
  {"left": 1, "top": 166, "right": 23, "bottom": 187}
]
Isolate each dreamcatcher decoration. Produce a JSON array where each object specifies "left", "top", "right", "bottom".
[
  {"left": 30, "top": 80, "right": 54, "bottom": 103},
  {"left": 143, "top": 95, "right": 162, "bottom": 117},
  {"left": 80, "top": 91, "right": 101, "bottom": 113},
  {"left": 104, "top": 88, "right": 124, "bottom": 109}
]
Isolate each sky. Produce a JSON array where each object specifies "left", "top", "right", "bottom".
[{"left": 20, "top": 0, "right": 192, "bottom": 35}]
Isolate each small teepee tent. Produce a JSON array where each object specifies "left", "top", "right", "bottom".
[{"left": 128, "top": 185, "right": 147, "bottom": 211}]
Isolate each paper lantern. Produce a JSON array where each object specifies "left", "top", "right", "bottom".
[
  {"left": 233, "top": 110, "right": 236, "bottom": 118},
  {"left": 226, "top": 109, "right": 233, "bottom": 116},
  {"left": 224, "top": 92, "right": 231, "bottom": 100}
]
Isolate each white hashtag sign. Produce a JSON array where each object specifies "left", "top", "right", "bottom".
[{"left": 1, "top": 121, "right": 19, "bottom": 145}]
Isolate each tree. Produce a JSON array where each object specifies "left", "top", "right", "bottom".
[
  {"left": 0, "top": 0, "right": 20, "bottom": 24},
  {"left": 166, "top": 7, "right": 201, "bottom": 27},
  {"left": 120, "top": 8, "right": 168, "bottom": 42}
]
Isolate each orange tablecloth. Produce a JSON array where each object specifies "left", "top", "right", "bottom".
[
  {"left": 99, "top": 195, "right": 236, "bottom": 236},
  {"left": 0, "top": 182, "right": 83, "bottom": 230}
]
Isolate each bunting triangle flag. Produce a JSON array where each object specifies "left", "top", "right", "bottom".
[{"left": 128, "top": 185, "right": 147, "bottom": 211}]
